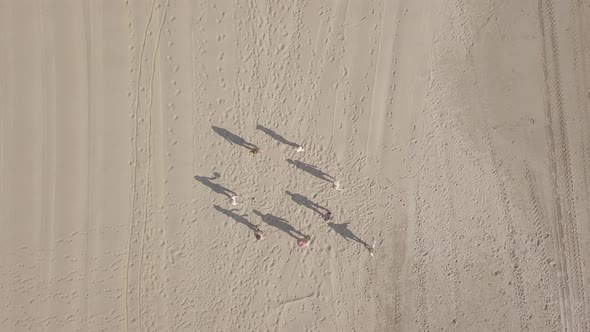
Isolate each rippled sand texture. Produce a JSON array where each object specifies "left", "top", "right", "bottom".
[{"left": 1, "top": 1, "right": 590, "bottom": 331}]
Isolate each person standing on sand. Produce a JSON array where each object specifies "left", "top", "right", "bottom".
[
  {"left": 297, "top": 235, "right": 311, "bottom": 248},
  {"left": 230, "top": 195, "right": 241, "bottom": 206},
  {"left": 323, "top": 211, "right": 333, "bottom": 222},
  {"left": 368, "top": 240, "right": 376, "bottom": 257},
  {"left": 332, "top": 180, "right": 344, "bottom": 191},
  {"left": 296, "top": 145, "right": 304, "bottom": 153}
]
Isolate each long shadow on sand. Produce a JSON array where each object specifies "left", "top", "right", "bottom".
[
  {"left": 194, "top": 172, "right": 235, "bottom": 198},
  {"left": 256, "top": 124, "right": 298, "bottom": 147},
  {"left": 285, "top": 191, "right": 328, "bottom": 217},
  {"left": 212, "top": 126, "right": 256, "bottom": 150},
  {"left": 286, "top": 159, "right": 333, "bottom": 182},
  {"left": 214, "top": 205, "right": 258, "bottom": 231},
  {"left": 252, "top": 210, "right": 305, "bottom": 240},
  {"left": 328, "top": 222, "right": 368, "bottom": 248}
]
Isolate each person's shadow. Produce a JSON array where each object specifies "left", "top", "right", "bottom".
[
  {"left": 256, "top": 124, "right": 298, "bottom": 147},
  {"left": 194, "top": 172, "right": 235, "bottom": 198},
  {"left": 252, "top": 210, "right": 305, "bottom": 240},
  {"left": 212, "top": 126, "right": 256, "bottom": 150},
  {"left": 214, "top": 205, "right": 258, "bottom": 231},
  {"left": 327, "top": 222, "right": 369, "bottom": 248},
  {"left": 286, "top": 159, "right": 333, "bottom": 182},
  {"left": 285, "top": 191, "right": 328, "bottom": 217}
]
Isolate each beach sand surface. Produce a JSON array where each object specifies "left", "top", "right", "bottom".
[{"left": 1, "top": 0, "right": 590, "bottom": 331}]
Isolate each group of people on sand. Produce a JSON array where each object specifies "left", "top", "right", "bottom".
[{"left": 227, "top": 135, "right": 376, "bottom": 257}]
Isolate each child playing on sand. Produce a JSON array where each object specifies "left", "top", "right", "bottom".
[
  {"left": 297, "top": 235, "right": 311, "bottom": 248},
  {"left": 254, "top": 225, "right": 264, "bottom": 240},
  {"left": 249, "top": 146, "right": 263, "bottom": 155}
]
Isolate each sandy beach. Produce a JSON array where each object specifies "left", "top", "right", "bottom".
[{"left": 2, "top": 0, "right": 590, "bottom": 331}]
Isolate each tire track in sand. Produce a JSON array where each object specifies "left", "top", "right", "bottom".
[
  {"left": 483, "top": 131, "right": 530, "bottom": 332},
  {"left": 524, "top": 164, "right": 561, "bottom": 330},
  {"left": 461, "top": 3, "right": 530, "bottom": 327},
  {"left": 408, "top": 62, "right": 434, "bottom": 332},
  {"left": 538, "top": 0, "right": 587, "bottom": 330},
  {"left": 137, "top": 2, "right": 169, "bottom": 332},
  {"left": 433, "top": 111, "right": 462, "bottom": 327},
  {"left": 365, "top": 0, "right": 390, "bottom": 158},
  {"left": 124, "top": 0, "right": 158, "bottom": 330},
  {"left": 569, "top": 0, "right": 590, "bottom": 208},
  {"left": 567, "top": 0, "right": 590, "bottom": 324},
  {"left": 411, "top": 179, "right": 429, "bottom": 332}
]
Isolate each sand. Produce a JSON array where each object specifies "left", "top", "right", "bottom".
[{"left": 1, "top": 0, "right": 590, "bottom": 331}]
